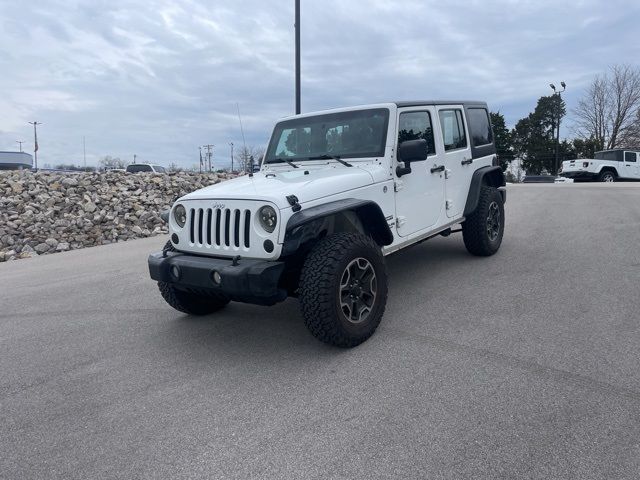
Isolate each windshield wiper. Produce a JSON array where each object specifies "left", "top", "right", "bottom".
[
  {"left": 307, "top": 154, "right": 352, "bottom": 167},
  {"left": 266, "top": 157, "right": 299, "bottom": 168}
]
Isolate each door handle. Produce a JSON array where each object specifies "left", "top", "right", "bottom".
[
  {"left": 430, "top": 165, "right": 445, "bottom": 173},
  {"left": 461, "top": 158, "right": 473, "bottom": 165}
]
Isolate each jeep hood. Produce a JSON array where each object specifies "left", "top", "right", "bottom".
[{"left": 180, "top": 166, "right": 376, "bottom": 209}]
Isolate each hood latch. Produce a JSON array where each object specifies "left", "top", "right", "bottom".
[{"left": 286, "top": 195, "right": 302, "bottom": 212}]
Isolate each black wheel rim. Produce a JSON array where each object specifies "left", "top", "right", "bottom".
[
  {"left": 487, "top": 201, "right": 501, "bottom": 242},
  {"left": 339, "top": 257, "right": 377, "bottom": 324}
]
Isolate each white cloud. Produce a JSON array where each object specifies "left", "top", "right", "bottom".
[{"left": 0, "top": 0, "right": 638, "bottom": 167}]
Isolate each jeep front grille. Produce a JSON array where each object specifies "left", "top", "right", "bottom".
[{"left": 188, "top": 207, "right": 251, "bottom": 249}]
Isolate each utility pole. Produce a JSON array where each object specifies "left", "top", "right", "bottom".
[
  {"left": 28, "top": 121, "right": 42, "bottom": 170},
  {"left": 229, "top": 142, "right": 234, "bottom": 172},
  {"left": 202, "top": 144, "right": 214, "bottom": 172},
  {"left": 549, "top": 82, "right": 566, "bottom": 175},
  {"left": 16, "top": 140, "right": 24, "bottom": 152},
  {"left": 133, "top": 153, "right": 137, "bottom": 163},
  {"left": 83, "top": 136, "right": 86, "bottom": 169},
  {"left": 295, "top": 0, "right": 301, "bottom": 114}
]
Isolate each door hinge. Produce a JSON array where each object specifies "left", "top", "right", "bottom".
[
  {"left": 446, "top": 200, "right": 453, "bottom": 210},
  {"left": 394, "top": 181, "right": 403, "bottom": 192},
  {"left": 445, "top": 169, "right": 452, "bottom": 179},
  {"left": 396, "top": 216, "right": 406, "bottom": 227}
]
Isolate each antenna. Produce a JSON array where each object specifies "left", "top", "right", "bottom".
[{"left": 236, "top": 102, "right": 247, "bottom": 152}]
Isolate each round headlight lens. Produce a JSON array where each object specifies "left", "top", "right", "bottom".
[
  {"left": 258, "top": 205, "right": 277, "bottom": 233},
  {"left": 173, "top": 204, "right": 187, "bottom": 228}
]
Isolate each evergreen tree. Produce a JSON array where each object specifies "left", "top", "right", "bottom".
[
  {"left": 489, "top": 112, "right": 513, "bottom": 171},
  {"left": 512, "top": 95, "right": 566, "bottom": 174}
]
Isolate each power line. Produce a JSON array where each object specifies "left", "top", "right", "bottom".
[{"left": 201, "top": 144, "right": 214, "bottom": 172}]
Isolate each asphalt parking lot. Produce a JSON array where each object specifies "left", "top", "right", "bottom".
[{"left": 1, "top": 183, "right": 640, "bottom": 479}]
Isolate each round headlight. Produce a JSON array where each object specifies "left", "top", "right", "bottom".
[
  {"left": 258, "top": 205, "right": 277, "bottom": 233},
  {"left": 173, "top": 204, "right": 187, "bottom": 228}
]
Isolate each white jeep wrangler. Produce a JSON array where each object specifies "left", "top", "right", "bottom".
[
  {"left": 560, "top": 149, "right": 640, "bottom": 182},
  {"left": 148, "top": 101, "right": 506, "bottom": 347}
]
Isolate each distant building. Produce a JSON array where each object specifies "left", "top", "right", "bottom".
[{"left": 0, "top": 151, "right": 33, "bottom": 170}]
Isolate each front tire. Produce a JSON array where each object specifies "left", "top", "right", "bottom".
[
  {"left": 462, "top": 186, "right": 505, "bottom": 256},
  {"left": 157, "top": 241, "right": 230, "bottom": 315},
  {"left": 299, "top": 233, "right": 388, "bottom": 348}
]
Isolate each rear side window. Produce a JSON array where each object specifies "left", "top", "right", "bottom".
[
  {"left": 467, "top": 108, "right": 493, "bottom": 146},
  {"left": 625, "top": 152, "right": 637, "bottom": 162},
  {"left": 127, "top": 164, "right": 153, "bottom": 173},
  {"left": 438, "top": 109, "right": 467, "bottom": 151},
  {"left": 595, "top": 151, "right": 622, "bottom": 161},
  {"left": 154, "top": 166, "right": 167, "bottom": 173},
  {"left": 398, "top": 111, "right": 436, "bottom": 155}
]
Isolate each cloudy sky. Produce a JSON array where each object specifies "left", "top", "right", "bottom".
[{"left": 1, "top": 0, "right": 639, "bottom": 169}]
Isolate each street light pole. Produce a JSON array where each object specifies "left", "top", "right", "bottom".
[
  {"left": 16, "top": 140, "right": 24, "bottom": 152},
  {"left": 229, "top": 142, "right": 234, "bottom": 172},
  {"left": 295, "top": 0, "right": 301, "bottom": 114},
  {"left": 28, "top": 121, "right": 42, "bottom": 170},
  {"left": 549, "top": 82, "right": 566, "bottom": 175}
]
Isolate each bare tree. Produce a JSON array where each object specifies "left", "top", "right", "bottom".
[
  {"left": 574, "top": 65, "right": 640, "bottom": 150},
  {"left": 167, "top": 162, "right": 182, "bottom": 172},
  {"left": 236, "top": 145, "right": 266, "bottom": 172},
  {"left": 98, "top": 155, "right": 127, "bottom": 170},
  {"left": 620, "top": 108, "right": 640, "bottom": 147}
]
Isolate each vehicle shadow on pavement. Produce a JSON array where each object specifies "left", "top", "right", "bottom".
[{"left": 157, "top": 237, "right": 471, "bottom": 358}]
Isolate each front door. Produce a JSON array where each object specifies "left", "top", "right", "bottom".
[
  {"left": 622, "top": 151, "right": 639, "bottom": 179},
  {"left": 436, "top": 107, "right": 473, "bottom": 218},
  {"left": 394, "top": 107, "right": 445, "bottom": 237}
]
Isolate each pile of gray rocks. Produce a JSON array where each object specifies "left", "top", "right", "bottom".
[{"left": 0, "top": 170, "right": 236, "bottom": 262}]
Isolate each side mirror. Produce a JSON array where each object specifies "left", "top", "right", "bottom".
[{"left": 396, "top": 139, "right": 429, "bottom": 177}]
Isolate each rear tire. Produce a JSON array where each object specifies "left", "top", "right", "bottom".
[
  {"left": 462, "top": 186, "right": 505, "bottom": 256},
  {"left": 299, "top": 233, "right": 388, "bottom": 348},
  {"left": 157, "top": 241, "right": 230, "bottom": 315},
  {"left": 598, "top": 170, "right": 616, "bottom": 182}
]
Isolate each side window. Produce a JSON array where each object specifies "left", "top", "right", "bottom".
[
  {"left": 438, "top": 109, "right": 467, "bottom": 151},
  {"left": 467, "top": 108, "right": 493, "bottom": 146},
  {"left": 398, "top": 111, "right": 436, "bottom": 155},
  {"left": 625, "top": 152, "right": 637, "bottom": 162}
]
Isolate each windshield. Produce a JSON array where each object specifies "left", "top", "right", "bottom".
[{"left": 265, "top": 108, "right": 389, "bottom": 163}]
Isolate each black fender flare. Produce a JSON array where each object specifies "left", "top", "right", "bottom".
[
  {"left": 598, "top": 166, "right": 618, "bottom": 177},
  {"left": 282, "top": 199, "right": 393, "bottom": 256},
  {"left": 463, "top": 166, "right": 506, "bottom": 217}
]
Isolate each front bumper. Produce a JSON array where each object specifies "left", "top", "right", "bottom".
[{"left": 148, "top": 251, "right": 287, "bottom": 305}]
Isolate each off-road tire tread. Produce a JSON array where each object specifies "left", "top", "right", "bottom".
[
  {"left": 299, "top": 233, "right": 388, "bottom": 348},
  {"left": 462, "top": 186, "right": 504, "bottom": 257},
  {"left": 157, "top": 241, "right": 229, "bottom": 315}
]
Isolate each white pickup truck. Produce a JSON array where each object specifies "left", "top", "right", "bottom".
[{"left": 559, "top": 149, "right": 640, "bottom": 182}]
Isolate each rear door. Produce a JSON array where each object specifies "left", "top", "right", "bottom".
[
  {"left": 393, "top": 107, "right": 445, "bottom": 236},
  {"left": 436, "top": 106, "right": 472, "bottom": 218}
]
